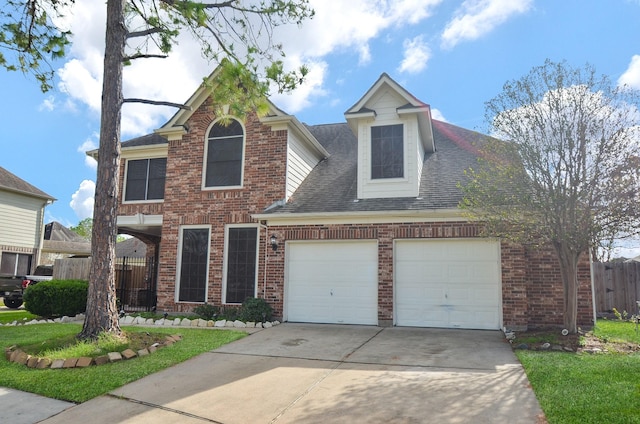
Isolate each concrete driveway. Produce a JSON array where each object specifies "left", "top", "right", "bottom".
[{"left": 40, "top": 324, "right": 543, "bottom": 423}]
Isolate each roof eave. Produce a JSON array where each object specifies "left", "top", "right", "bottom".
[{"left": 253, "top": 208, "right": 469, "bottom": 224}]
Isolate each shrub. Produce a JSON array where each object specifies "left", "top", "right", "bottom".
[
  {"left": 239, "top": 297, "right": 273, "bottom": 322},
  {"left": 219, "top": 305, "right": 240, "bottom": 321},
  {"left": 193, "top": 303, "right": 219, "bottom": 320},
  {"left": 23, "top": 280, "right": 88, "bottom": 318}
]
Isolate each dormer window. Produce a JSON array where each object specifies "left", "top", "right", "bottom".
[
  {"left": 371, "top": 124, "right": 404, "bottom": 179},
  {"left": 204, "top": 119, "right": 244, "bottom": 188}
]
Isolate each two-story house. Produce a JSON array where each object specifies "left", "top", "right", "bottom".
[
  {"left": 108, "top": 69, "right": 594, "bottom": 330},
  {"left": 0, "top": 167, "right": 55, "bottom": 277}
]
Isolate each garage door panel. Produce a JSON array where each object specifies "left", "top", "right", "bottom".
[
  {"left": 286, "top": 241, "right": 378, "bottom": 325},
  {"left": 395, "top": 239, "right": 501, "bottom": 330}
]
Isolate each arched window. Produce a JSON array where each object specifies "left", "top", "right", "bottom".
[{"left": 204, "top": 119, "right": 244, "bottom": 187}]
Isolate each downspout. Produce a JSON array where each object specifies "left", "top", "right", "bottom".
[{"left": 260, "top": 222, "right": 268, "bottom": 299}]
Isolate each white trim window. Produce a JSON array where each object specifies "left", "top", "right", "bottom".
[
  {"left": 203, "top": 119, "right": 245, "bottom": 189},
  {"left": 371, "top": 124, "right": 404, "bottom": 179},
  {"left": 223, "top": 225, "right": 259, "bottom": 304},
  {"left": 123, "top": 157, "right": 166, "bottom": 202},
  {"left": 176, "top": 226, "right": 211, "bottom": 303},
  {"left": 0, "top": 252, "right": 32, "bottom": 275}
]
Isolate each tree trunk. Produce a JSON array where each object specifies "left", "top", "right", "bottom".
[
  {"left": 554, "top": 243, "right": 581, "bottom": 334},
  {"left": 79, "top": 0, "right": 126, "bottom": 339}
]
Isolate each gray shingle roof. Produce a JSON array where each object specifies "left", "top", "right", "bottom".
[
  {"left": 44, "top": 222, "right": 88, "bottom": 242},
  {"left": 267, "top": 119, "right": 487, "bottom": 214},
  {"left": 121, "top": 133, "right": 167, "bottom": 148},
  {"left": 119, "top": 119, "right": 489, "bottom": 215},
  {"left": 0, "top": 166, "right": 55, "bottom": 201}
]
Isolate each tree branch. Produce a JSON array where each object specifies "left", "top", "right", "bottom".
[
  {"left": 123, "top": 53, "right": 168, "bottom": 61},
  {"left": 127, "top": 27, "right": 165, "bottom": 39},
  {"left": 123, "top": 98, "right": 192, "bottom": 110}
]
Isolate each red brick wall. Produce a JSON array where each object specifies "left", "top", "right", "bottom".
[
  {"left": 263, "top": 222, "right": 593, "bottom": 328},
  {"left": 116, "top": 101, "right": 594, "bottom": 329},
  {"left": 118, "top": 104, "right": 288, "bottom": 313}
]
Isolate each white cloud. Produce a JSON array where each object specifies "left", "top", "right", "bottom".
[
  {"left": 70, "top": 179, "right": 95, "bottom": 220},
  {"left": 441, "top": 0, "right": 533, "bottom": 49},
  {"left": 53, "top": 0, "right": 444, "bottom": 133},
  {"left": 270, "top": 61, "right": 328, "bottom": 114},
  {"left": 398, "top": 36, "right": 431, "bottom": 74},
  {"left": 78, "top": 136, "right": 98, "bottom": 170},
  {"left": 618, "top": 55, "right": 640, "bottom": 89},
  {"left": 39, "top": 95, "right": 56, "bottom": 112},
  {"left": 431, "top": 108, "right": 447, "bottom": 122}
]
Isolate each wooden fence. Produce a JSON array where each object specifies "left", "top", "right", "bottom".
[
  {"left": 52, "top": 257, "right": 156, "bottom": 312},
  {"left": 592, "top": 261, "right": 640, "bottom": 315},
  {"left": 53, "top": 258, "right": 91, "bottom": 280}
]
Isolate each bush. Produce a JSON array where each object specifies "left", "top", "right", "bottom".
[
  {"left": 193, "top": 303, "right": 219, "bottom": 320},
  {"left": 239, "top": 297, "right": 273, "bottom": 322},
  {"left": 23, "top": 280, "right": 88, "bottom": 318}
]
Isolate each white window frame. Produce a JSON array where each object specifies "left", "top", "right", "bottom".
[
  {"left": 175, "top": 225, "right": 211, "bottom": 303},
  {"left": 122, "top": 156, "right": 167, "bottom": 204},
  {"left": 202, "top": 117, "right": 246, "bottom": 191},
  {"left": 222, "top": 223, "right": 260, "bottom": 304},
  {"left": 365, "top": 121, "right": 409, "bottom": 185}
]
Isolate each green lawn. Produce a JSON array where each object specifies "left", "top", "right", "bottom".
[
  {"left": 0, "top": 309, "right": 37, "bottom": 324},
  {"left": 517, "top": 320, "right": 640, "bottom": 424},
  {"left": 0, "top": 324, "right": 245, "bottom": 402}
]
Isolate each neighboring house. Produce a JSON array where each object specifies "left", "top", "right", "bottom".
[
  {"left": 116, "top": 237, "right": 147, "bottom": 259},
  {"left": 99, "top": 69, "right": 594, "bottom": 330},
  {"left": 0, "top": 167, "right": 55, "bottom": 276},
  {"left": 40, "top": 221, "right": 91, "bottom": 265}
]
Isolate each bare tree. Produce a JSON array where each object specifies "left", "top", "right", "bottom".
[
  {"left": 1, "top": 0, "right": 314, "bottom": 339},
  {"left": 461, "top": 60, "right": 640, "bottom": 333}
]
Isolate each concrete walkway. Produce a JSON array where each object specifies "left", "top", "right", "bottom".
[{"left": 7, "top": 324, "right": 544, "bottom": 423}]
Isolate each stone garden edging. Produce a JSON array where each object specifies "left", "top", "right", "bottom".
[
  {"left": 2, "top": 314, "right": 280, "bottom": 369},
  {"left": 0, "top": 313, "right": 281, "bottom": 329},
  {"left": 4, "top": 334, "right": 183, "bottom": 369}
]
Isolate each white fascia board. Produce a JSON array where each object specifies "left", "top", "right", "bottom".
[
  {"left": 260, "top": 115, "right": 330, "bottom": 159},
  {"left": 117, "top": 214, "right": 163, "bottom": 226},
  {"left": 253, "top": 208, "right": 470, "bottom": 226},
  {"left": 154, "top": 126, "right": 187, "bottom": 141},
  {"left": 121, "top": 144, "right": 169, "bottom": 159}
]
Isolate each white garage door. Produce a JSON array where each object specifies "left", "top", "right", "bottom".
[
  {"left": 395, "top": 239, "right": 501, "bottom": 329},
  {"left": 286, "top": 241, "right": 378, "bottom": 325}
]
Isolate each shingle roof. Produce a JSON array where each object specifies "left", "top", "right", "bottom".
[
  {"left": 44, "top": 222, "right": 88, "bottom": 243},
  {"left": 121, "top": 133, "right": 167, "bottom": 148},
  {"left": 116, "top": 237, "right": 147, "bottom": 258},
  {"left": 0, "top": 166, "right": 55, "bottom": 201},
  {"left": 266, "top": 119, "right": 487, "bottom": 214}
]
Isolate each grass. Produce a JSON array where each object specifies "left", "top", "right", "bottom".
[
  {"left": 0, "top": 324, "right": 246, "bottom": 402},
  {"left": 593, "top": 319, "right": 640, "bottom": 345},
  {"left": 0, "top": 309, "right": 37, "bottom": 324},
  {"left": 22, "top": 331, "right": 132, "bottom": 359},
  {"left": 516, "top": 320, "right": 640, "bottom": 424}
]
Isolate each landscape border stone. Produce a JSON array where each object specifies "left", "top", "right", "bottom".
[
  {"left": 4, "top": 333, "right": 184, "bottom": 370},
  {"left": 2, "top": 312, "right": 280, "bottom": 370}
]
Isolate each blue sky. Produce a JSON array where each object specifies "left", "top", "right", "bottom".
[{"left": 2, "top": 0, "right": 640, "bottom": 255}]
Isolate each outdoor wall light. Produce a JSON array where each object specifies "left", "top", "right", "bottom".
[{"left": 270, "top": 234, "right": 278, "bottom": 251}]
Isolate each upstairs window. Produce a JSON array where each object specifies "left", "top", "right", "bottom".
[
  {"left": 371, "top": 124, "right": 404, "bottom": 179},
  {"left": 124, "top": 158, "right": 166, "bottom": 201},
  {"left": 205, "top": 119, "right": 244, "bottom": 188}
]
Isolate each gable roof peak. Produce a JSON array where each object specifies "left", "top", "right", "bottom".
[
  {"left": 345, "top": 73, "right": 429, "bottom": 115},
  {"left": 0, "top": 166, "right": 55, "bottom": 201}
]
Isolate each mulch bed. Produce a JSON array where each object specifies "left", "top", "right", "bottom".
[{"left": 509, "top": 328, "right": 640, "bottom": 354}]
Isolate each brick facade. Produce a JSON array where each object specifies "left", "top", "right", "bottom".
[{"left": 117, "top": 104, "right": 594, "bottom": 330}]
